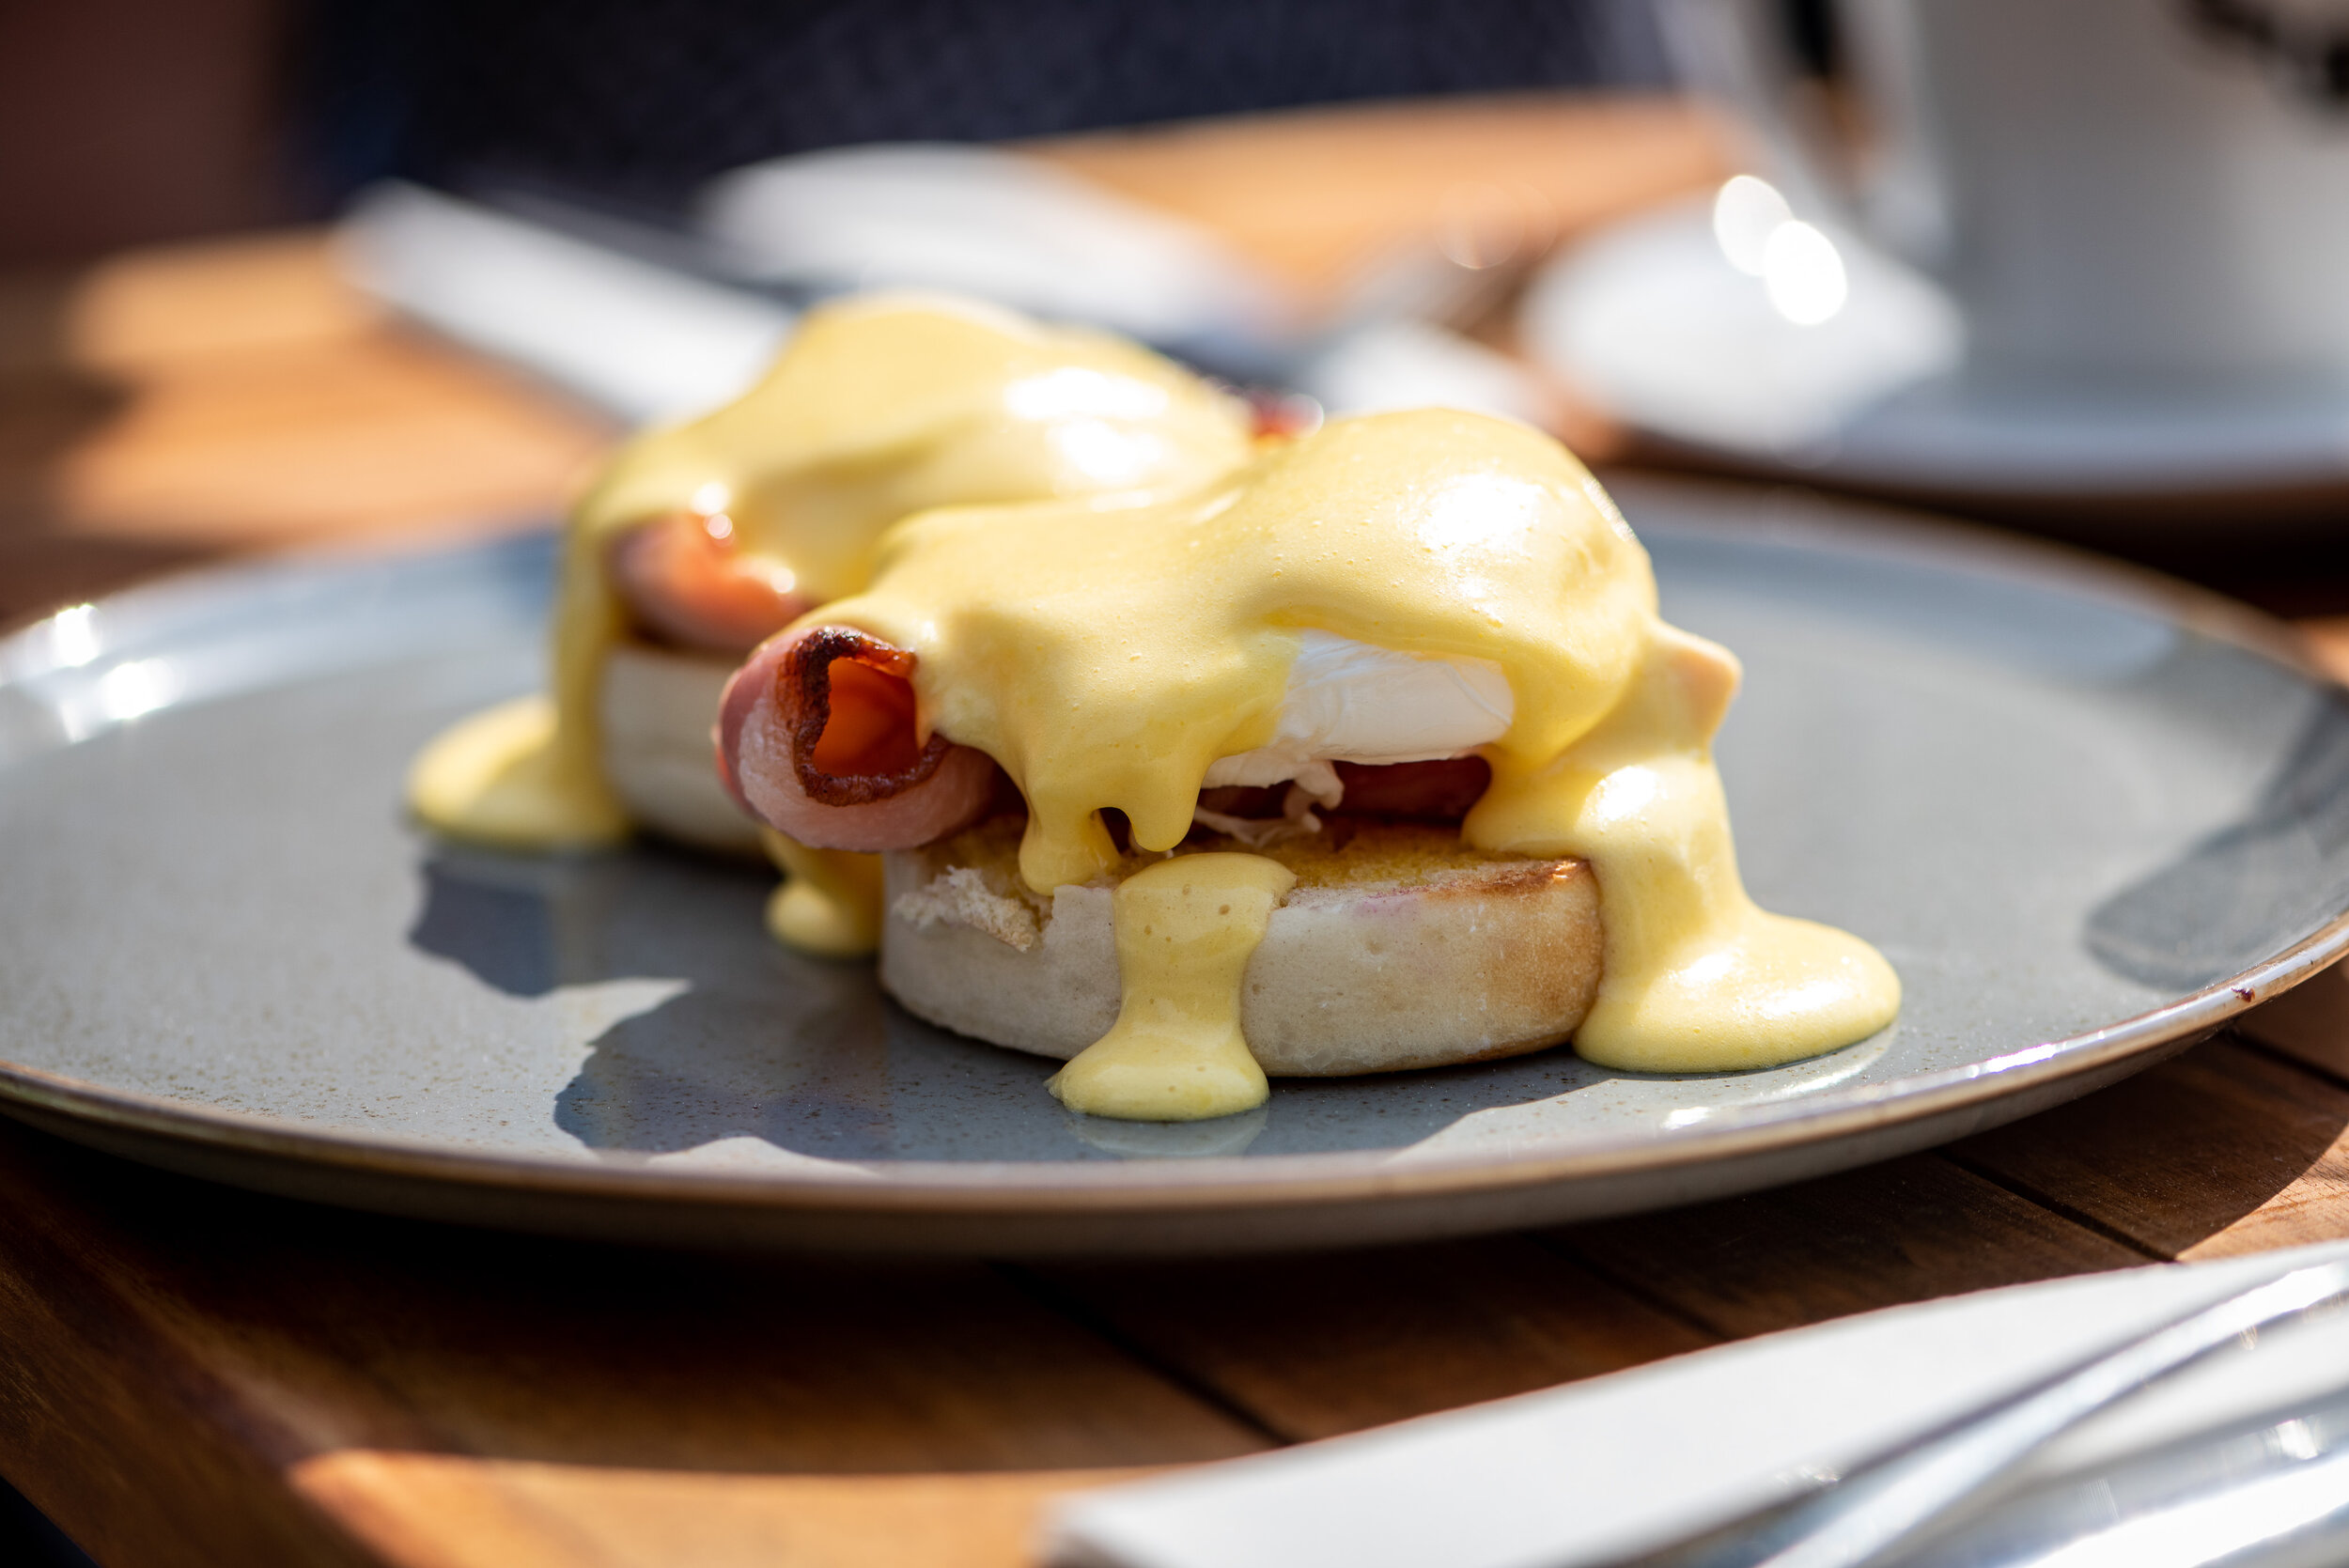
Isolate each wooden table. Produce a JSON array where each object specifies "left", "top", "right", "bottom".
[{"left": 9, "top": 94, "right": 2349, "bottom": 1568}]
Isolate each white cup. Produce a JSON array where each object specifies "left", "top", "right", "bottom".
[{"left": 1670, "top": 0, "right": 2349, "bottom": 393}]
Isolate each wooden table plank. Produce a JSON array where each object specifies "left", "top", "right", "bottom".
[
  {"left": 1557, "top": 1153, "right": 2153, "bottom": 1340},
  {"left": 0, "top": 232, "right": 612, "bottom": 632},
  {"left": 1020, "top": 1236, "right": 1717, "bottom": 1443},
  {"left": 1029, "top": 93, "right": 1729, "bottom": 300},
  {"left": 1951, "top": 1037, "right": 2349, "bottom": 1262},
  {"left": 35, "top": 333, "right": 607, "bottom": 548},
  {"left": 0, "top": 1126, "right": 1267, "bottom": 1568},
  {"left": 293, "top": 1456, "right": 1147, "bottom": 1568},
  {"left": 0, "top": 1133, "right": 397, "bottom": 1568},
  {"left": 2237, "top": 960, "right": 2349, "bottom": 1084}
]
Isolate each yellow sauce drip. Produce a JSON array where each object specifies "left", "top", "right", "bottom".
[
  {"left": 759, "top": 829, "right": 884, "bottom": 958},
  {"left": 1470, "top": 623, "right": 1901, "bottom": 1071},
  {"left": 406, "top": 293, "right": 1253, "bottom": 885},
  {"left": 407, "top": 695, "right": 628, "bottom": 848},
  {"left": 818, "top": 408, "right": 1899, "bottom": 1100},
  {"left": 1050, "top": 853, "right": 1297, "bottom": 1120}
]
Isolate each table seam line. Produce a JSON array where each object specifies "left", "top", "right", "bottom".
[
  {"left": 988, "top": 1262, "right": 1294, "bottom": 1450},
  {"left": 1526, "top": 1231, "right": 1741, "bottom": 1343},
  {"left": 2230, "top": 1030, "right": 2349, "bottom": 1099},
  {"left": 1933, "top": 1149, "right": 2173, "bottom": 1263}
]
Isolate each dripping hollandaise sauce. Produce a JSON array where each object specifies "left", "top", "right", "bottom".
[
  {"left": 407, "top": 297, "right": 1897, "bottom": 1121},
  {"left": 794, "top": 409, "right": 1898, "bottom": 1115},
  {"left": 405, "top": 293, "right": 1258, "bottom": 953}
]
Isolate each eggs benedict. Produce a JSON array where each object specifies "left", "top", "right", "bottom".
[
  {"left": 406, "top": 294, "right": 1256, "bottom": 952},
  {"left": 716, "top": 408, "right": 1901, "bottom": 1120}
]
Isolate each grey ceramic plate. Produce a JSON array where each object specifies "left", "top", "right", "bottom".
[{"left": 3, "top": 477, "right": 2344, "bottom": 1256}]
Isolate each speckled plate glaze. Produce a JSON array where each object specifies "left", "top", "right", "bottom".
[{"left": 3, "top": 477, "right": 2345, "bottom": 1256}]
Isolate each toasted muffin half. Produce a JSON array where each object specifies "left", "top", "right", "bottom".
[{"left": 879, "top": 815, "right": 1601, "bottom": 1077}]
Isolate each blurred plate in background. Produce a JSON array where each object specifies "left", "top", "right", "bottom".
[{"left": 1526, "top": 197, "right": 2349, "bottom": 519}]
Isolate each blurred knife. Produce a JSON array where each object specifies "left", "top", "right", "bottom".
[
  {"left": 698, "top": 141, "right": 1303, "bottom": 383},
  {"left": 337, "top": 180, "right": 795, "bottom": 424},
  {"left": 338, "top": 157, "right": 1551, "bottom": 432}
]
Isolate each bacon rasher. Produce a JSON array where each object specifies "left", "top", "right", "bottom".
[
  {"left": 606, "top": 511, "right": 812, "bottom": 655},
  {"left": 716, "top": 625, "right": 1000, "bottom": 851}
]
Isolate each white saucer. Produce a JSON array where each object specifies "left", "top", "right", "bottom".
[{"left": 1523, "top": 197, "right": 2349, "bottom": 502}]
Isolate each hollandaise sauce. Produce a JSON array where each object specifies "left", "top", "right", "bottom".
[
  {"left": 404, "top": 692, "right": 626, "bottom": 849},
  {"left": 759, "top": 828, "right": 886, "bottom": 957},
  {"left": 406, "top": 293, "right": 1254, "bottom": 952},
  {"left": 820, "top": 409, "right": 1898, "bottom": 1112},
  {"left": 1050, "top": 854, "right": 1298, "bottom": 1119}
]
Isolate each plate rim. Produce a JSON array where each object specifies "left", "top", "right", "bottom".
[{"left": 2, "top": 481, "right": 2342, "bottom": 1220}]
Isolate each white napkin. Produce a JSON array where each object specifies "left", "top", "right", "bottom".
[{"left": 1047, "top": 1240, "right": 2349, "bottom": 1568}]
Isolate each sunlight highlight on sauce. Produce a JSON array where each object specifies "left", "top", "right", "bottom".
[{"left": 406, "top": 293, "right": 1255, "bottom": 912}]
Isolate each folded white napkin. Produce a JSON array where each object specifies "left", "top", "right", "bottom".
[{"left": 1047, "top": 1240, "right": 2349, "bottom": 1568}]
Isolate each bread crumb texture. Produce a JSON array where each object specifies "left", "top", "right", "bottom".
[
  {"left": 894, "top": 814, "right": 1574, "bottom": 931},
  {"left": 879, "top": 815, "right": 1602, "bottom": 1075}
]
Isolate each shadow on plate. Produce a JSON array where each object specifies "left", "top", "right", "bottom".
[
  {"left": 405, "top": 844, "right": 1614, "bottom": 1163},
  {"left": 2087, "top": 689, "right": 2349, "bottom": 992}
]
